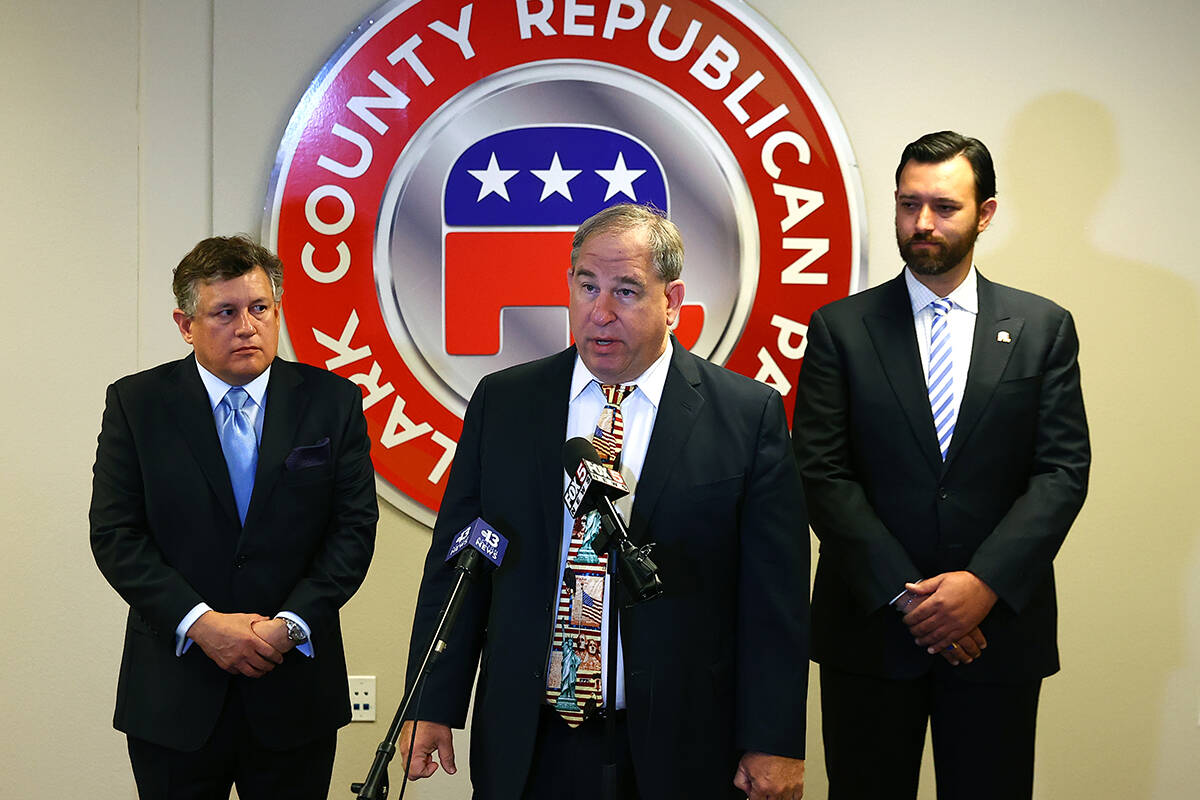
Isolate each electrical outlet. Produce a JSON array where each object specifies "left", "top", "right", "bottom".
[{"left": 348, "top": 675, "right": 376, "bottom": 722}]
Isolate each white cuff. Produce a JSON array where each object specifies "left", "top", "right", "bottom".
[{"left": 175, "top": 603, "right": 211, "bottom": 656}]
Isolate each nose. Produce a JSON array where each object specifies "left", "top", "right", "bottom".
[
  {"left": 915, "top": 204, "right": 936, "bottom": 232},
  {"left": 235, "top": 309, "right": 256, "bottom": 336},
  {"left": 590, "top": 293, "right": 616, "bottom": 325}
]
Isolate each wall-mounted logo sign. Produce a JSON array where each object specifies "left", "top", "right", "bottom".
[{"left": 265, "top": 0, "right": 865, "bottom": 525}]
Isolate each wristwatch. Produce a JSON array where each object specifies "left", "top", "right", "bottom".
[{"left": 282, "top": 618, "right": 308, "bottom": 644}]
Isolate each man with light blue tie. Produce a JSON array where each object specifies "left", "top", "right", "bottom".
[
  {"left": 90, "top": 235, "right": 377, "bottom": 799},
  {"left": 793, "top": 132, "right": 1091, "bottom": 799}
]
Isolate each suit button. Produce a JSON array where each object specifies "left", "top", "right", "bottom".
[
  {"left": 938, "top": 488, "right": 948, "bottom": 501},
  {"left": 533, "top": 669, "right": 543, "bottom": 679},
  {"left": 233, "top": 555, "right": 247, "bottom": 568},
  {"left": 545, "top": 602, "right": 553, "bottom": 612}
]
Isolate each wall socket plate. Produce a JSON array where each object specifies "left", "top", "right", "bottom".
[{"left": 348, "top": 675, "right": 376, "bottom": 722}]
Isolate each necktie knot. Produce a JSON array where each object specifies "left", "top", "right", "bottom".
[
  {"left": 930, "top": 298, "right": 952, "bottom": 318},
  {"left": 600, "top": 383, "right": 635, "bottom": 407},
  {"left": 224, "top": 386, "right": 249, "bottom": 412}
]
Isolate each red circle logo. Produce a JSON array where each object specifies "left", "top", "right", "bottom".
[{"left": 265, "top": 0, "right": 864, "bottom": 524}]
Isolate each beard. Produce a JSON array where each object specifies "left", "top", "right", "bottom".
[{"left": 897, "top": 227, "right": 979, "bottom": 276}]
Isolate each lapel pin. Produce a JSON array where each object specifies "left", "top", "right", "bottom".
[{"left": 996, "top": 330, "right": 1012, "bottom": 343}]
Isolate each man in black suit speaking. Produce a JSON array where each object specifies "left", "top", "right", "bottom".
[
  {"left": 793, "top": 132, "right": 1090, "bottom": 799},
  {"left": 90, "top": 235, "right": 378, "bottom": 799},
  {"left": 399, "top": 204, "right": 810, "bottom": 799}
]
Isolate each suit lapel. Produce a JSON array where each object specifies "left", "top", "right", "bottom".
[
  {"left": 629, "top": 341, "right": 704, "bottom": 545},
  {"left": 243, "top": 360, "right": 310, "bottom": 533},
  {"left": 170, "top": 355, "right": 241, "bottom": 526},
  {"left": 863, "top": 275, "right": 943, "bottom": 476},
  {"left": 535, "top": 349, "right": 576, "bottom": 571},
  {"left": 945, "top": 274, "right": 1022, "bottom": 467}
]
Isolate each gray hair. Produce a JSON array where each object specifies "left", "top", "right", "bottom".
[{"left": 570, "top": 203, "right": 684, "bottom": 282}]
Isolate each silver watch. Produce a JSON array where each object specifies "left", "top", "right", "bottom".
[{"left": 282, "top": 618, "right": 308, "bottom": 644}]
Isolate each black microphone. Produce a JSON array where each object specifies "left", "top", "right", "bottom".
[
  {"left": 562, "top": 436, "right": 629, "bottom": 520},
  {"left": 435, "top": 518, "right": 509, "bottom": 653},
  {"left": 444, "top": 517, "right": 508, "bottom": 573},
  {"left": 560, "top": 438, "right": 663, "bottom": 605}
]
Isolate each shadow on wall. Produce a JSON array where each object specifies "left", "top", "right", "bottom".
[{"left": 985, "top": 91, "right": 1200, "bottom": 797}]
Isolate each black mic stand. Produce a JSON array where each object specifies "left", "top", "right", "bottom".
[
  {"left": 350, "top": 549, "right": 484, "bottom": 800},
  {"left": 591, "top": 499, "right": 662, "bottom": 800},
  {"left": 602, "top": 536, "right": 621, "bottom": 800}
]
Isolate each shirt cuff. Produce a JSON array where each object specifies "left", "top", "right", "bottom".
[
  {"left": 176, "top": 603, "right": 211, "bottom": 656},
  {"left": 275, "top": 611, "right": 314, "bottom": 658}
]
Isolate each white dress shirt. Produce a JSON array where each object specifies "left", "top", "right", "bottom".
[{"left": 552, "top": 339, "right": 674, "bottom": 708}]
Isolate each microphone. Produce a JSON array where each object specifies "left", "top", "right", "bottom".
[
  {"left": 445, "top": 517, "right": 509, "bottom": 572},
  {"left": 560, "top": 438, "right": 663, "bottom": 605},
  {"left": 351, "top": 517, "right": 507, "bottom": 800},
  {"left": 562, "top": 437, "right": 629, "bottom": 520},
  {"left": 436, "top": 518, "right": 508, "bottom": 653}
]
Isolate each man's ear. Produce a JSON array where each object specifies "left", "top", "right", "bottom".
[
  {"left": 173, "top": 309, "right": 194, "bottom": 345},
  {"left": 665, "top": 280, "right": 685, "bottom": 326},
  {"left": 977, "top": 197, "right": 998, "bottom": 233}
]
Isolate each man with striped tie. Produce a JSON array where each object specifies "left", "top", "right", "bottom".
[
  {"left": 401, "top": 204, "right": 810, "bottom": 798},
  {"left": 792, "top": 131, "right": 1090, "bottom": 800}
]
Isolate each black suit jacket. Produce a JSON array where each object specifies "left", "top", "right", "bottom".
[
  {"left": 793, "top": 271, "right": 1089, "bottom": 683},
  {"left": 90, "top": 355, "right": 378, "bottom": 751},
  {"left": 406, "top": 342, "right": 809, "bottom": 798}
]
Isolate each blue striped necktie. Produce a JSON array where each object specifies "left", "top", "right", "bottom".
[
  {"left": 928, "top": 298, "right": 955, "bottom": 461},
  {"left": 218, "top": 387, "right": 258, "bottom": 523}
]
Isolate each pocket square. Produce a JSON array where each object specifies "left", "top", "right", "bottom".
[{"left": 286, "top": 437, "right": 331, "bottom": 470}]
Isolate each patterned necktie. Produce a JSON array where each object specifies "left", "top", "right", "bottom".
[
  {"left": 547, "top": 382, "right": 635, "bottom": 726},
  {"left": 928, "top": 298, "right": 955, "bottom": 461},
  {"left": 218, "top": 387, "right": 258, "bottom": 523}
]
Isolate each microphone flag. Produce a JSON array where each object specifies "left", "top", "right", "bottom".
[{"left": 444, "top": 517, "right": 508, "bottom": 567}]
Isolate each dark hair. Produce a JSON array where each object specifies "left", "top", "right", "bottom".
[
  {"left": 172, "top": 235, "right": 284, "bottom": 316},
  {"left": 895, "top": 131, "right": 996, "bottom": 206},
  {"left": 570, "top": 203, "right": 684, "bottom": 282}
]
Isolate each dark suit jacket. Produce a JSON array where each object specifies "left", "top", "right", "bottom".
[
  {"left": 406, "top": 342, "right": 809, "bottom": 799},
  {"left": 793, "top": 271, "right": 1090, "bottom": 683},
  {"left": 90, "top": 355, "right": 378, "bottom": 751}
]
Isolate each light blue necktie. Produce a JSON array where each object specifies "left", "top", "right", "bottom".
[
  {"left": 928, "top": 298, "right": 956, "bottom": 461},
  {"left": 218, "top": 387, "right": 257, "bottom": 523}
]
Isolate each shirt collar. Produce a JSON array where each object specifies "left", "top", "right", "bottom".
[
  {"left": 569, "top": 338, "right": 673, "bottom": 409},
  {"left": 905, "top": 265, "right": 979, "bottom": 316},
  {"left": 195, "top": 359, "right": 272, "bottom": 411}
]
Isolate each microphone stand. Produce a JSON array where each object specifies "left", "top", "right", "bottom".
[
  {"left": 592, "top": 498, "right": 662, "bottom": 800},
  {"left": 602, "top": 536, "right": 620, "bottom": 800},
  {"left": 351, "top": 550, "right": 483, "bottom": 800}
]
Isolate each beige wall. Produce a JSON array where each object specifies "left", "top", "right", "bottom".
[{"left": 2, "top": 0, "right": 1196, "bottom": 797}]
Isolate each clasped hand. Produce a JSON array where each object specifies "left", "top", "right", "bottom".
[
  {"left": 898, "top": 571, "right": 997, "bottom": 665},
  {"left": 188, "top": 611, "right": 293, "bottom": 677}
]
